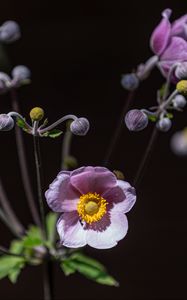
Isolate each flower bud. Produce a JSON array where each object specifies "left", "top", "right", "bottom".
[
  {"left": 125, "top": 109, "right": 148, "bottom": 131},
  {"left": 121, "top": 74, "right": 139, "bottom": 91},
  {"left": 70, "top": 117, "right": 90, "bottom": 136},
  {"left": 30, "top": 107, "right": 44, "bottom": 121},
  {"left": 175, "top": 62, "right": 187, "bottom": 80},
  {"left": 156, "top": 117, "right": 172, "bottom": 132},
  {"left": 0, "top": 21, "right": 21, "bottom": 43},
  {"left": 11, "top": 65, "right": 31, "bottom": 81},
  {"left": 176, "top": 80, "right": 187, "bottom": 95},
  {"left": 0, "top": 114, "right": 14, "bottom": 131},
  {"left": 172, "top": 94, "right": 187, "bottom": 109},
  {"left": 113, "top": 170, "right": 125, "bottom": 180},
  {"left": 171, "top": 129, "right": 187, "bottom": 156}
]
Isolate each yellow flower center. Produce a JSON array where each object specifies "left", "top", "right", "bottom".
[{"left": 77, "top": 192, "right": 108, "bottom": 224}]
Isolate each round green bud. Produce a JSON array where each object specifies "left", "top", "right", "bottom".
[
  {"left": 30, "top": 107, "right": 44, "bottom": 121},
  {"left": 113, "top": 170, "right": 125, "bottom": 180},
  {"left": 176, "top": 80, "right": 187, "bottom": 95}
]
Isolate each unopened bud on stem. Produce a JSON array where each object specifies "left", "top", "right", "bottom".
[
  {"left": 121, "top": 74, "right": 139, "bottom": 91},
  {"left": 156, "top": 118, "right": 172, "bottom": 132},
  {"left": 125, "top": 109, "right": 148, "bottom": 131},
  {"left": 30, "top": 107, "right": 44, "bottom": 121},
  {"left": 0, "top": 114, "right": 14, "bottom": 131},
  {"left": 70, "top": 117, "right": 90, "bottom": 136}
]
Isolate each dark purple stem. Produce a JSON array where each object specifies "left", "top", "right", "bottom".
[
  {"left": 103, "top": 90, "right": 135, "bottom": 166},
  {"left": 133, "top": 126, "right": 159, "bottom": 189}
]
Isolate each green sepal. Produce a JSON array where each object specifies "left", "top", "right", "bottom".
[
  {"left": 0, "top": 255, "right": 25, "bottom": 283},
  {"left": 148, "top": 114, "right": 157, "bottom": 122},
  {"left": 16, "top": 117, "right": 30, "bottom": 133}
]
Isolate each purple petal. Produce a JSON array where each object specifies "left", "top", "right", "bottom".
[
  {"left": 150, "top": 9, "right": 172, "bottom": 55},
  {"left": 70, "top": 166, "right": 117, "bottom": 195},
  {"left": 86, "top": 212, "right": 128, "bottom": 249},
  {"left": 45, "top": 171, "right": 80, "bottom": 212},
  {"left": 160, "top": 36, "right": 187, "bottom": 62},
  {"left": 101, "top": 180, "right": 136, "bottom": 213},
  {"left": 171, "top": 14, "right": 187, "bottom": 38},
  {"left": 57, "top": 212, "right": 87, "bottom": 248}
]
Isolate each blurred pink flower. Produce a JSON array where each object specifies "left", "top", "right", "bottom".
[
  {"left": 150, "top": 9, "right": 187, "bottom": 81},
  {"left": 45, "top": 166, "right": 136, "bottom": 249}
]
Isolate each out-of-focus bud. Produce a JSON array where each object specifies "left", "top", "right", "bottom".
[
  {"left": 125, "top": 109, "right": 148, "bottom": 131},
  {"left": 0, "top": 72, "right": 11, "bottom": 94},
  {"left": 156, "top": 117, "right": 172, "bottom": 132},
  {"left": 113, "top": 170, "right": 125, "bottom": 180},
  {"left": 0, "top": 114, "right": 14, "bottom": 131},
  {"left": 176, "top": 80, "right": 187, "bottom": 95},
  {"left": 175, "top": 62, "right": 187, "bottom": 80},
  {"left": 121, "top": 74, "right": 139, "bottom": 91},
  {"left": 11, "top": 65, "right": 31, "bottom": 81},
  {"left": 70, "top": 117, "right": 90, "bottom": 136},
  {"left": 0, "top": 21, "right": 21, "bottom": 43},
  {"left": 172, "top": 94, "right": 187, "bottom": 109},
  {"left": 30, "top": 107, "right": 44, "bottom": 121},
  {"left": 171, "top": 128, "right": 187, "bottom": 156}
]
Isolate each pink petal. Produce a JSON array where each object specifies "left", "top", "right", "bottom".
[
  {"left": 45, "top": 171, "right": 80, "bottom": 212},
  {"left": 86, "top": 212, "right": 128, "bottom": 249},
  {"left": 150, "top": 9, "right": 172, "bottom": 55},
  {"left": 70, "top": 166, "right": 117, "bottom": 195},
  {"left": 57, "top": 212, "right": 87, "bottom": 248},
  {"left": 101, "top": 180, "right": 136, "bottom": 213},
  {"left": 160, "top": 36, "right": 187, "bottom": 62},
  {"left": 171, "top": 14, "right": 187, "bottom": 38}
]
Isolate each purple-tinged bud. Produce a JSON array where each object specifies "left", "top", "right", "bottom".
[
  {"left": 11, "top": 65, "right": 31, "bottom": 81},
  {"left": 0, "top": 21, "right": 21, "bottom": 43},
  {"left": 0, "top": 72, "right": 10, "bottom": 94},
  {"left": 125, "top": 109, "right": 148, "bottom": 131},
  {"left": 0, "top": 114, "right": 14, "bottom": 131},
  {"left": 156, "top": 117, "right": 172, "bottom": 132},
  {"left": 70, "top": 118, "right": 90, "bottom": 136},
  {"left": 171, "top": 129, "right": 187, "bottom": 156},
  {"left": 121, "top": 74, "right": 139, "bottom": 91},
  {"left": 175, "top": 62, "right": 187, "bottom": 80},
  {"left": 172, "top": 94, "right": 187, "bottom": 109}
]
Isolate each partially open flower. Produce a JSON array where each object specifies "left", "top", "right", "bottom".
[
  {"left": 70, "top": 118, "right": 90, "bottom": 136},
  {"left": 0, "top": 21, "right": 21, "bottom": 43},
  {"left": 125, "top": 109, "right": 148, "bottom": 131},
  {"left": 0, "top": 114, "right": 14, "bottom": 131},
  {"left": 150, "top": 9, "right": 187, "bottom": 82},
  {"left": 45, "top": 166, "right": 136, "bottom": 249}
]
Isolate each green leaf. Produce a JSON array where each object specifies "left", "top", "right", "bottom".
[
  {"left": 16, "top": 117, "right": 30, "bottom": 133},
  {"left": 70, "top": 252, "right": 106, "bottom": 271},
  {"left": 8, "top": 262, "right": 25, "bottom": 284},
  {"left": 60, "top": 261, "right": 76, "bottom": 276},
  {"left": 22, "top": 226, "right": 43, "bottom": 248},
  {"left": 10, "top": 240, "right": 24, "bottom": 255},
  {"left": 61, "top": 252, "right": 119, "bottom": 287},
  {"left": 0, "top": 255, "right": 25, "bottom": 282},
  {"left": 43, "top": 129, "right": 63, "bottom": 138},
  {"left": 46, "top": 212, "right": 58, "bottom": 246}
]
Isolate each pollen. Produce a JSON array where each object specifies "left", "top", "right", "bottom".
[{"left": 77, "top": 192, "right": 108, "bottom": 224}]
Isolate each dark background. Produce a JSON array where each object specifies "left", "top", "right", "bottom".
[{"left": 0, "top": 0, "right": 187, "bottom": 299}]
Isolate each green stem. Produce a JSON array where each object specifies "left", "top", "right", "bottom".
[
  {"left": 10, "top": 89, "right": 41, "bottom": 228},
  {"left": 33, "top": 134, "right": 53, "bottom": 300},
  {"left": 133, "top": 126, "right": 159, "bottom": 189},
  {"left": 103, "top": 90, "right": 135, "bottom": 166},
  {"left": 33, "top": 135, "right": 46, "bottom": 239}
]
